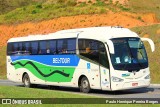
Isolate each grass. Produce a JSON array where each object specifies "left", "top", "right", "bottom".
[
  {"left": 0, "top": 0, "right": 159, "bottom": 24},
  {"left": 0, "top": 46, "right": 6, "bottom": 79},
  {"left": 128, "top": 0, "right": 160, "bottom": 20},
  {"left": 131, "top": 24, "right": 160, "bottom": 83},
  {"left": 0, "top": 0, "right": 133, "bottom": 25},
  {"left": 0, "top": 3, "right": 108, "bottom": 24},
  {"left": 0, "top": 0, "right": 107, "bottom": 24},
  {"left": 0, "top": 86, "right": 159, "bottom": 106},
  {"left": 0, "top": 0, "right": 41, "bottom": 14},
  {"left": 0, "top": 85, "right": 95, "bottom": 98}
]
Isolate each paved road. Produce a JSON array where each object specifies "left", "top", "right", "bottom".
[{"left": 0, "top": 80, "right": 160, "bottom": 98}]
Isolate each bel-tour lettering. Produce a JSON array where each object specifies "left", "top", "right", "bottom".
[{"left": 53, "top": 58, "right": 70, "bottom": 64}]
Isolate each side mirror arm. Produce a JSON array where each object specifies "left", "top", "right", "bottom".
[{"left": 141, "top": 38, "right": 155, "bottom": 52}]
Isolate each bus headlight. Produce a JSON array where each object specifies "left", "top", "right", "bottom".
[
  {"left": 144, "top": 74, "right": 150, "bottom": 79},
  {"left": 112, "top": 76, "right": 124, "bottom": 82}
]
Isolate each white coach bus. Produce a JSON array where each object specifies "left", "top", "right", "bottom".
[{"left": 7, "top": 26, "right": 155, "bottom": 93}]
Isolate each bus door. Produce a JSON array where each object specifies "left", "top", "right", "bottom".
[{"left": 99, "top": 44, "right": 111, "bottom": 90}]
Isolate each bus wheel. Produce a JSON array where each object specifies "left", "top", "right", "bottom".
[
  {"left": 23, "top": 74, "right": 31, "bottom": 88},
  {"left": 80, "top": 77, "right": 90, "bottom": 93}
]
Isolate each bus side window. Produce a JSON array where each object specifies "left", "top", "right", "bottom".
[
  {"left": 31, "top": 42, "right": 38, "bottom": 55},
  {"left": 24, "top": 42, "right": 31, "bottom": 55},
  {"left": 78, "top": 39, "right": 99, "bottom": 63},
  {"left": 49, "top": 40, "right": 56, "bottom": 54},
  {"left": 7, "top": 43, "right": 13, "bottom": 55},
  {"left": 99, "top": 43, "right": 109, "bottom": 68},
  {"left": 67, "top": 39, "right": 76, "bottom": 54},
  {"left": 18, "top": 42, "right": 23, "bottom": 54},
  {"left": 39, "top": 41, "right": 47, "bottom": 54},
  {"left": 57, "top": 39, "right": 64, "bottom": 54}
]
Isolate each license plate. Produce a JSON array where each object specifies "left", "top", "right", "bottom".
[{"left": 132, "top": 83, "right": 138, "bottom": 86}]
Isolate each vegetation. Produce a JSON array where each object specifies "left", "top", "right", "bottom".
[
  {"left": 0, "top": 46, "right": 6, "bottom": 79},
  {"left": 0, "top": 85, "right": 95, "bottom": 98},
  {"left": 0, "top": 0, "right": 132, "bottom": 24},
  {"left": 128, "top": 0, "right": 160, "bottom": 20},
  {"left": 0, "top": 0, "right": 159, "bottom": 24},
  {"left": 0, "top": 0, "right": 43, "bottom": 14}
]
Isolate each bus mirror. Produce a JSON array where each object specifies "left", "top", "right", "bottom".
[
  {"left": 141, "top": 38, "right": 155, "bottom": 52},
  {"left": 106, "top": 40, "right": 115, "bottom": 54}
]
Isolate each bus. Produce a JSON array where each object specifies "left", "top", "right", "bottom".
[{"left": 7, "top": 26, "right": 155, "bottom": 93}]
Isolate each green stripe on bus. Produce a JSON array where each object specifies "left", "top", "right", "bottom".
[{"left": 12, "top": 60, "right": 76, "bottom": 82}]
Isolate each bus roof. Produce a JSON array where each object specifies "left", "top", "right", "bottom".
[{"left": 8, "top": 26, "right": 139, "bottom": 43}]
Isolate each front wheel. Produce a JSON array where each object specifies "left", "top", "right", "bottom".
[
  {"left": 80, "top": 77, "right": 90, "bottom": 93},
  {"left": 23, "top": 74, "right": 31, "bottom": 88}
]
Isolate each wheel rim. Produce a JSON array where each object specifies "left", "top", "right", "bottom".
[
  {"left": 24, "top": 77, "right": 29, "bottom": 86},
  {"left": 82, "top": 80, "right": 88, "bottom": 89}
]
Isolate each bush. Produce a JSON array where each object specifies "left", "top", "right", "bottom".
[
  {"left": 36, "top": 4, "right": 42, "bottom": 9},
  {"left": 32, "top": 10, "right": 37, "bottom": 14}
]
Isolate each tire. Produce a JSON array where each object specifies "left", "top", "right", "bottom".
[
  {"left": 23, "top": 74, "right": 32, "bottom": 88},
  {"left": 80, "top": 77, "right": 90, "bottom": 93}
]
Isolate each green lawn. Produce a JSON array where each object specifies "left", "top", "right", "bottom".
[{"left": 0, "top": 85, "right": 95, "bottom": 98}]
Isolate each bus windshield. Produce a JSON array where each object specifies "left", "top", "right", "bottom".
[{"left": 110, "top": 37, "right": 148, "bottom": 71}]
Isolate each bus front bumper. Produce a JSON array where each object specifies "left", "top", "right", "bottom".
[{"left": 111, "top": 80, "right": 150, "bottom": 91}]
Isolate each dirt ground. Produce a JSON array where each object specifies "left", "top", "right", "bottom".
[{"left": 0, "top": 11, "right": 158, "bottom": 47}]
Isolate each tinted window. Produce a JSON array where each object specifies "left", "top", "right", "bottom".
[
  {"left": 24, "top": 42, "right": 31, "bottom": 54},
  {"left": 57, "top": 39, "right": 76, "bottom": 54},
  {"left": 39, "top": 41, "right": 47, "bottom": 54},
  {"left": 49, "top": 40, "right": 56, "bottom": 54},
  {"left": 7, "top": 38, "right": 76, "bottom": 55},
  {"left": 7, "top": 43, "right": 13, "bottom": 55},
  {"left": 78, "top": 39, "right": 109, "bottom": 68},
  {"left": 67, "top": 39, "right": 76, "bottom": 54},
  {"left": 13, "top": 43, "right": 18, "bottom": 52},
  {"left": 99, "top": 43, "right": 109, "bottom": 68},
  {"left": 57, "top": 39, "right": 65, "bottom": 54},
  {"left": 78, "top": 39, "right": 100, "bottom": 63},
  {"left": 31, "top": 42, "right": 38, "bottom": 55}
]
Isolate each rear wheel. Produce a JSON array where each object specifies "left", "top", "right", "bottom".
[
  {"left": 23, "top": 74, "right": 31, "bottom": 88},
  {"left": 80, "top": 77, "right": 90, "bottom": 93}
]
